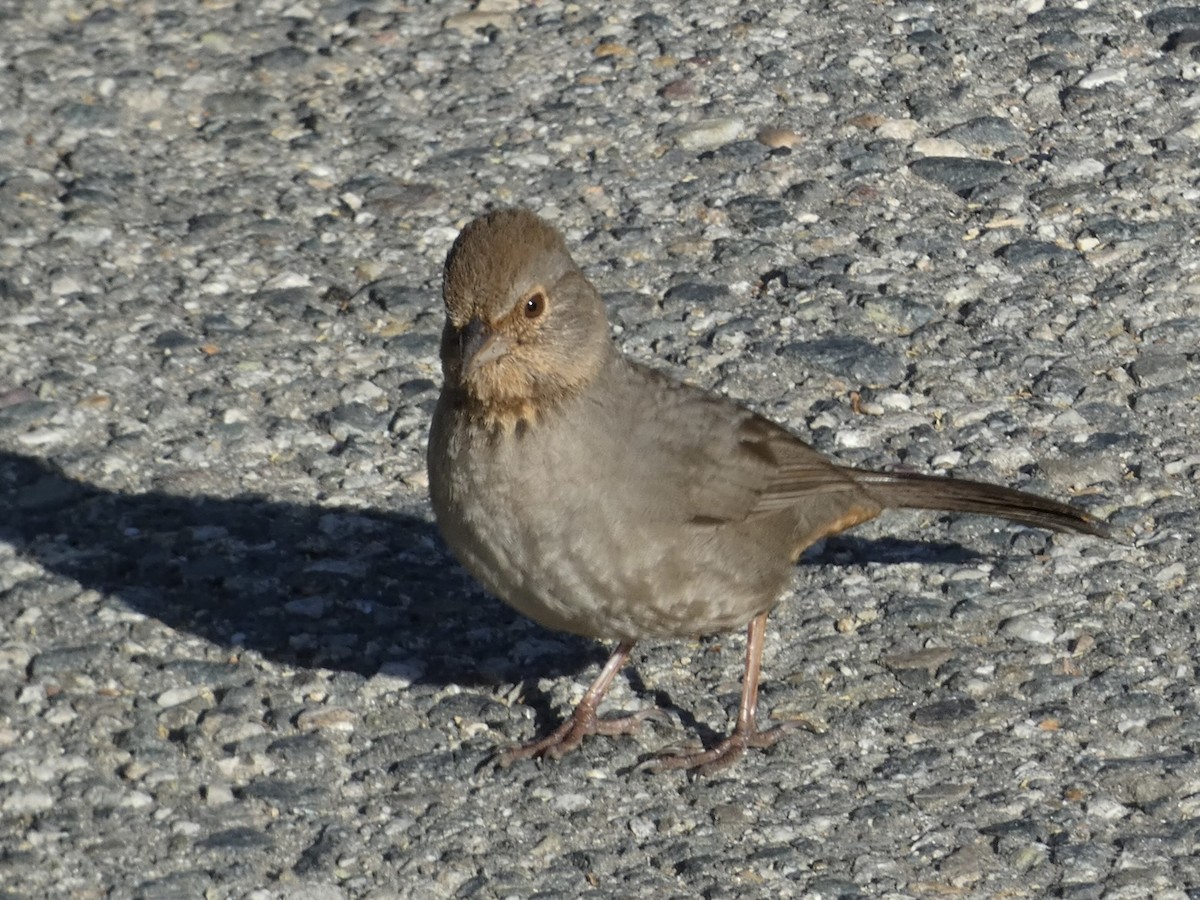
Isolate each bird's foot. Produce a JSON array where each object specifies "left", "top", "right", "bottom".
[
  {"left": 494, "top": 706, "right": 665, "bottom": 767},
  {"left": 648, "top": 718, "right": 816, "bottom": 776}
]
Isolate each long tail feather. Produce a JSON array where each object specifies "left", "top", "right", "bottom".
[{"left": 844, "top": 468, "right": 1109, "bottom": 538}]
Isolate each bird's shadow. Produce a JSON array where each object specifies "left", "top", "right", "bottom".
[
  {"left": 0, "top": 451, "right": 595, "bottom": 688},
  {"left": 0, "top": 451, "right": 990, "bottom": 692}
]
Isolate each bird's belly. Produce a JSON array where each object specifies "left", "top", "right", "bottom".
[{"left": 439, "top": 478, "right": 789, "bottom": 641}]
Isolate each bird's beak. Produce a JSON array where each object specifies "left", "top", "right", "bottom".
[{"left": 460, "top": 317, "right": 511, "bottom": 379}]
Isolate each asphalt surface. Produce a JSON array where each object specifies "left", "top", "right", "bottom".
[{"left": 1, "top": 1, "right": 1198, "bottom": 897}]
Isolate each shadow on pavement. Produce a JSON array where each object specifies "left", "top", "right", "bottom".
[{"left": 0, "top": 450, "right": 596, "bottom": 687}]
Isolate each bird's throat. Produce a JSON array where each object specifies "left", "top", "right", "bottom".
[{"left": 461, "top": 389, "right": 542, "bottom": 436}]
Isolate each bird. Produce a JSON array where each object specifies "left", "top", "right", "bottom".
[{"left": 426, "top": 207, "right": 1109, "bottom": 775}]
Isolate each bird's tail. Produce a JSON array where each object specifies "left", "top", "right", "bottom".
[{"left": 843, "top": 468, "right": 1109, "bottom": 538}]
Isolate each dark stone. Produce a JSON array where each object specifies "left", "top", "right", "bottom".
[
  {"left": 908, "top": 29, "right": 947, "bottom": 48},
  {"left": 258, "top": 286, "right": 318, "bottom": 316},
  {"left": 1140, "top": 316, "right": 1200, "bottom": 346},
  {"left": 726, "top": 195, "right": 790, "bottom": 229},
  {"left": 1128, "top": 353, "right": 1190, "bottom": 388},
  {"left": 1031, "top": 365, "right": 1088, "bottom": 402},
  {"left": 397, "top": 378, "right": 437, "bottom": 399},
  {"left": 778, "top": 336, "right": 906, "bottom": 386},
  {"left": 238, "top": 779, "right": 328, "bottom": 808},
  {"left": 697, "top": 140, "right": 771, "bottom": 164},
  {"left": 250, "top": 46, "right": 310, "bottom": 70},
  {"left": 187, "top": 212, "right": 233, "bottom": 234},
  {"left": 196, "top": 826, "right": 274, "bottom": 852},
  {"left": 1146, "top": 6, "right": 1200, "bottom": 37},
  {"left": 999, "top": 239, "right": 1076, "bottom": 267},
  {"left": 159, "top": 659, "right": 247, "bottom": 685},
  {"left": 1027, "top": 8, "right": 1087, "bottom": 27},
  {"left": 909, "top": 157, "right": 1012, "bottom": 196},
  {"left": 267, "top": 733, "right": 331, "bottom": 764},
  {"left": 1028, "top": 51, "right": 1074, "bottom": 76},
  {"left": 783, "top": 178, "right": 832, "bottom": 206},
  {"left": 200, "top": 313, "right": 241, "bottom": 334},
  {"left": 632, "top": 12, "right": 672, "bottom": 34},
  {"left": 30, "top": 645, "right": 105, "bottom": 677},
  {"left": 1038, "top": 29, "right": 1087, "bottom": 52},
  {"left": 911, "top": 698, "right": 979, "bottom": 727},
  {"left": 755, "top": 50, "right": 793, "bottom": 75},
  {"left": 0, "top": 400, "right": 57, "bottom": 428},
  {"left": 1084, "top": 217, "right": 1141, "bottom": 242},
  {"left": 806, "top": 876, "right": 863, "bottom": 898},
  {"left": 293, "top": 823, "right": 351, "bottom": 876},
  {"left": 153, "top": 330, "right": 193, "bottom": 350},
  {"left": 364, "top": 280, "right": 430, "bottom": 314},
  {"left": 55, "top": 103, "right": 117, "bottom": 128},
  {"left": 940, "top": 115, "right": 1025, "bottom": 148},
  {"left": 662, "top": 281, "right": 730, "bottom": 305},
  {"left": 1164, "top": 28, "right": 1200, "bottom": 52}
]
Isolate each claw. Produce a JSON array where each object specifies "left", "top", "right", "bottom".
[
  {"left": 647, "top": 720, "right": 803, "bottom": 776},
  {"left": 490, "top": 641, "right": 647, "bottom": 768},
  {"left": 495, "top": 706, "right": 658, "bottom": 767}
]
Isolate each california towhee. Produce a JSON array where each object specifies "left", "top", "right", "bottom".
[{"left": 427, "top": 207, "right": 1108, "bottom": 774}]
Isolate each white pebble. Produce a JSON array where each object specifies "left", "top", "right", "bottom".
[
  {"left": 1085, "top": 797, "right": 1129, "bottom": 820},
  {"left": 18, "top": 685, "right": 46, "bottom": 705},
  {"left": 674, "top": 118, "right": 744, "bottom": 151},
  {"left": 50, "top": 275, "right": 83, "bottom": 296},
  {"left": 1155, "top": 562, "right": 1186, "bottom": 584},
  {"left": 876, "top": 118, "right": 918, "bottom": 140},
  {"left": 931, "top": 451, "right": 962, "bottom": 469},
  {"left": 835, "top": 429, "right": 871, "bottom": 449},
  {"left": 911, "top": 138, "right": 972, "bottom": 158},
  {"left": 204, "top": 783, "right": 235, "bottom": 805},
  {"left": 261, "top": 272, "right": 312, "bottom": 290},
  {"left": 120, "top": 790, "right": 154, "bottom": 809},
  {"left": 17, "top": 427, "right": 71, "bottom": 446},
  {"left": 1000, "top": 613, "right": 1057, "bottom": 645},
  {"left": 875, "top": 390, "right": 912, "bottom": 411},
  {"left": 156, "top": 685, "right": 211, "bottom": 708},
  {"left": 1077, "top": 68, "right": 1126, "bottom": 89},
  {"left": 551, "top": 792, "right": 591, "bottom": 813},
  {"left": 3, "top": 788, "right": 54, "bottom": 813}
]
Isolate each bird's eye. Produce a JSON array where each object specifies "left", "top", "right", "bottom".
[{"left": 523, "top": 291, "right": 546, "bottom": 319}]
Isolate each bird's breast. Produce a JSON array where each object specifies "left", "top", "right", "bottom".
[{"left": 428, "top": 394, "right": 792, "bottom": 641}]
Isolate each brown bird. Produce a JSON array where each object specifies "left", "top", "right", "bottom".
[{"left": 427, "top": 207, "right": 1109, "bottom": 774}]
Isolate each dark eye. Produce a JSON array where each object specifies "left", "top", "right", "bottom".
[{"left": 523, "top": 291, "right": 546, "bottom": 319}]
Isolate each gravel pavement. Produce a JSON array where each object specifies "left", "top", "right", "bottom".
[{"left": 1, "top": 0, "right": 1198, "bottom": 897}]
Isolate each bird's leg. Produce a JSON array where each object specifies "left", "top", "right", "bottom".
[
  {"left": 652, "top": 611, "right": 802, "bottom": 775},
  {"left": 496, "top": 640, "right": 657, "bottom": 766}
]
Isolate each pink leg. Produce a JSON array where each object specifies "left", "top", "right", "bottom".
[
  {"left": 652, "top": 612, "right": 802, "bottom": 775},
  {"left": 496, "top": 641, "right": 658, "bottom": 766}
]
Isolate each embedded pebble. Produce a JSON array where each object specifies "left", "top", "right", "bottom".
[
  {"left": 673, "top": 117, "right": 744, "bottom": 151},
  {"left": 755, "top": 126, "right": 802, "bottom": 149},
  {"left": 876, "top": 118, "right": 919, "bottom": 140},
  {"left": 295, "top": 707, "right": 357, "bottom": 733},
  {"left": 3, "top": 788, "right": 55, "bottom": 813},
  {"left": 1077, "top": 68, "right": 1126, "bottom": 89},
  {"left": 443, "top": 12, "right": 515, "bottom": 35},
  {"left": 911, "top": 138, "right": 973, "bottom": 158},
  {"left": 156, "top": 686, "right": 214, "bottom": 708},
  {"left": 1000, "top": 614, "right": 1058, "bottom": 645}
]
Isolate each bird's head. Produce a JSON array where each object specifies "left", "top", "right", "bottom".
[{"left": 439, "top": 208, "right": 611, "bottom": 428}]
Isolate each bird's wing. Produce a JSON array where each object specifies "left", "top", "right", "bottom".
[
  {"left": 685, "top": 407, "right": 874, "bottom": 525},
  {"left": 620, "top": 364, "right": 870, "bottom": 526}
]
